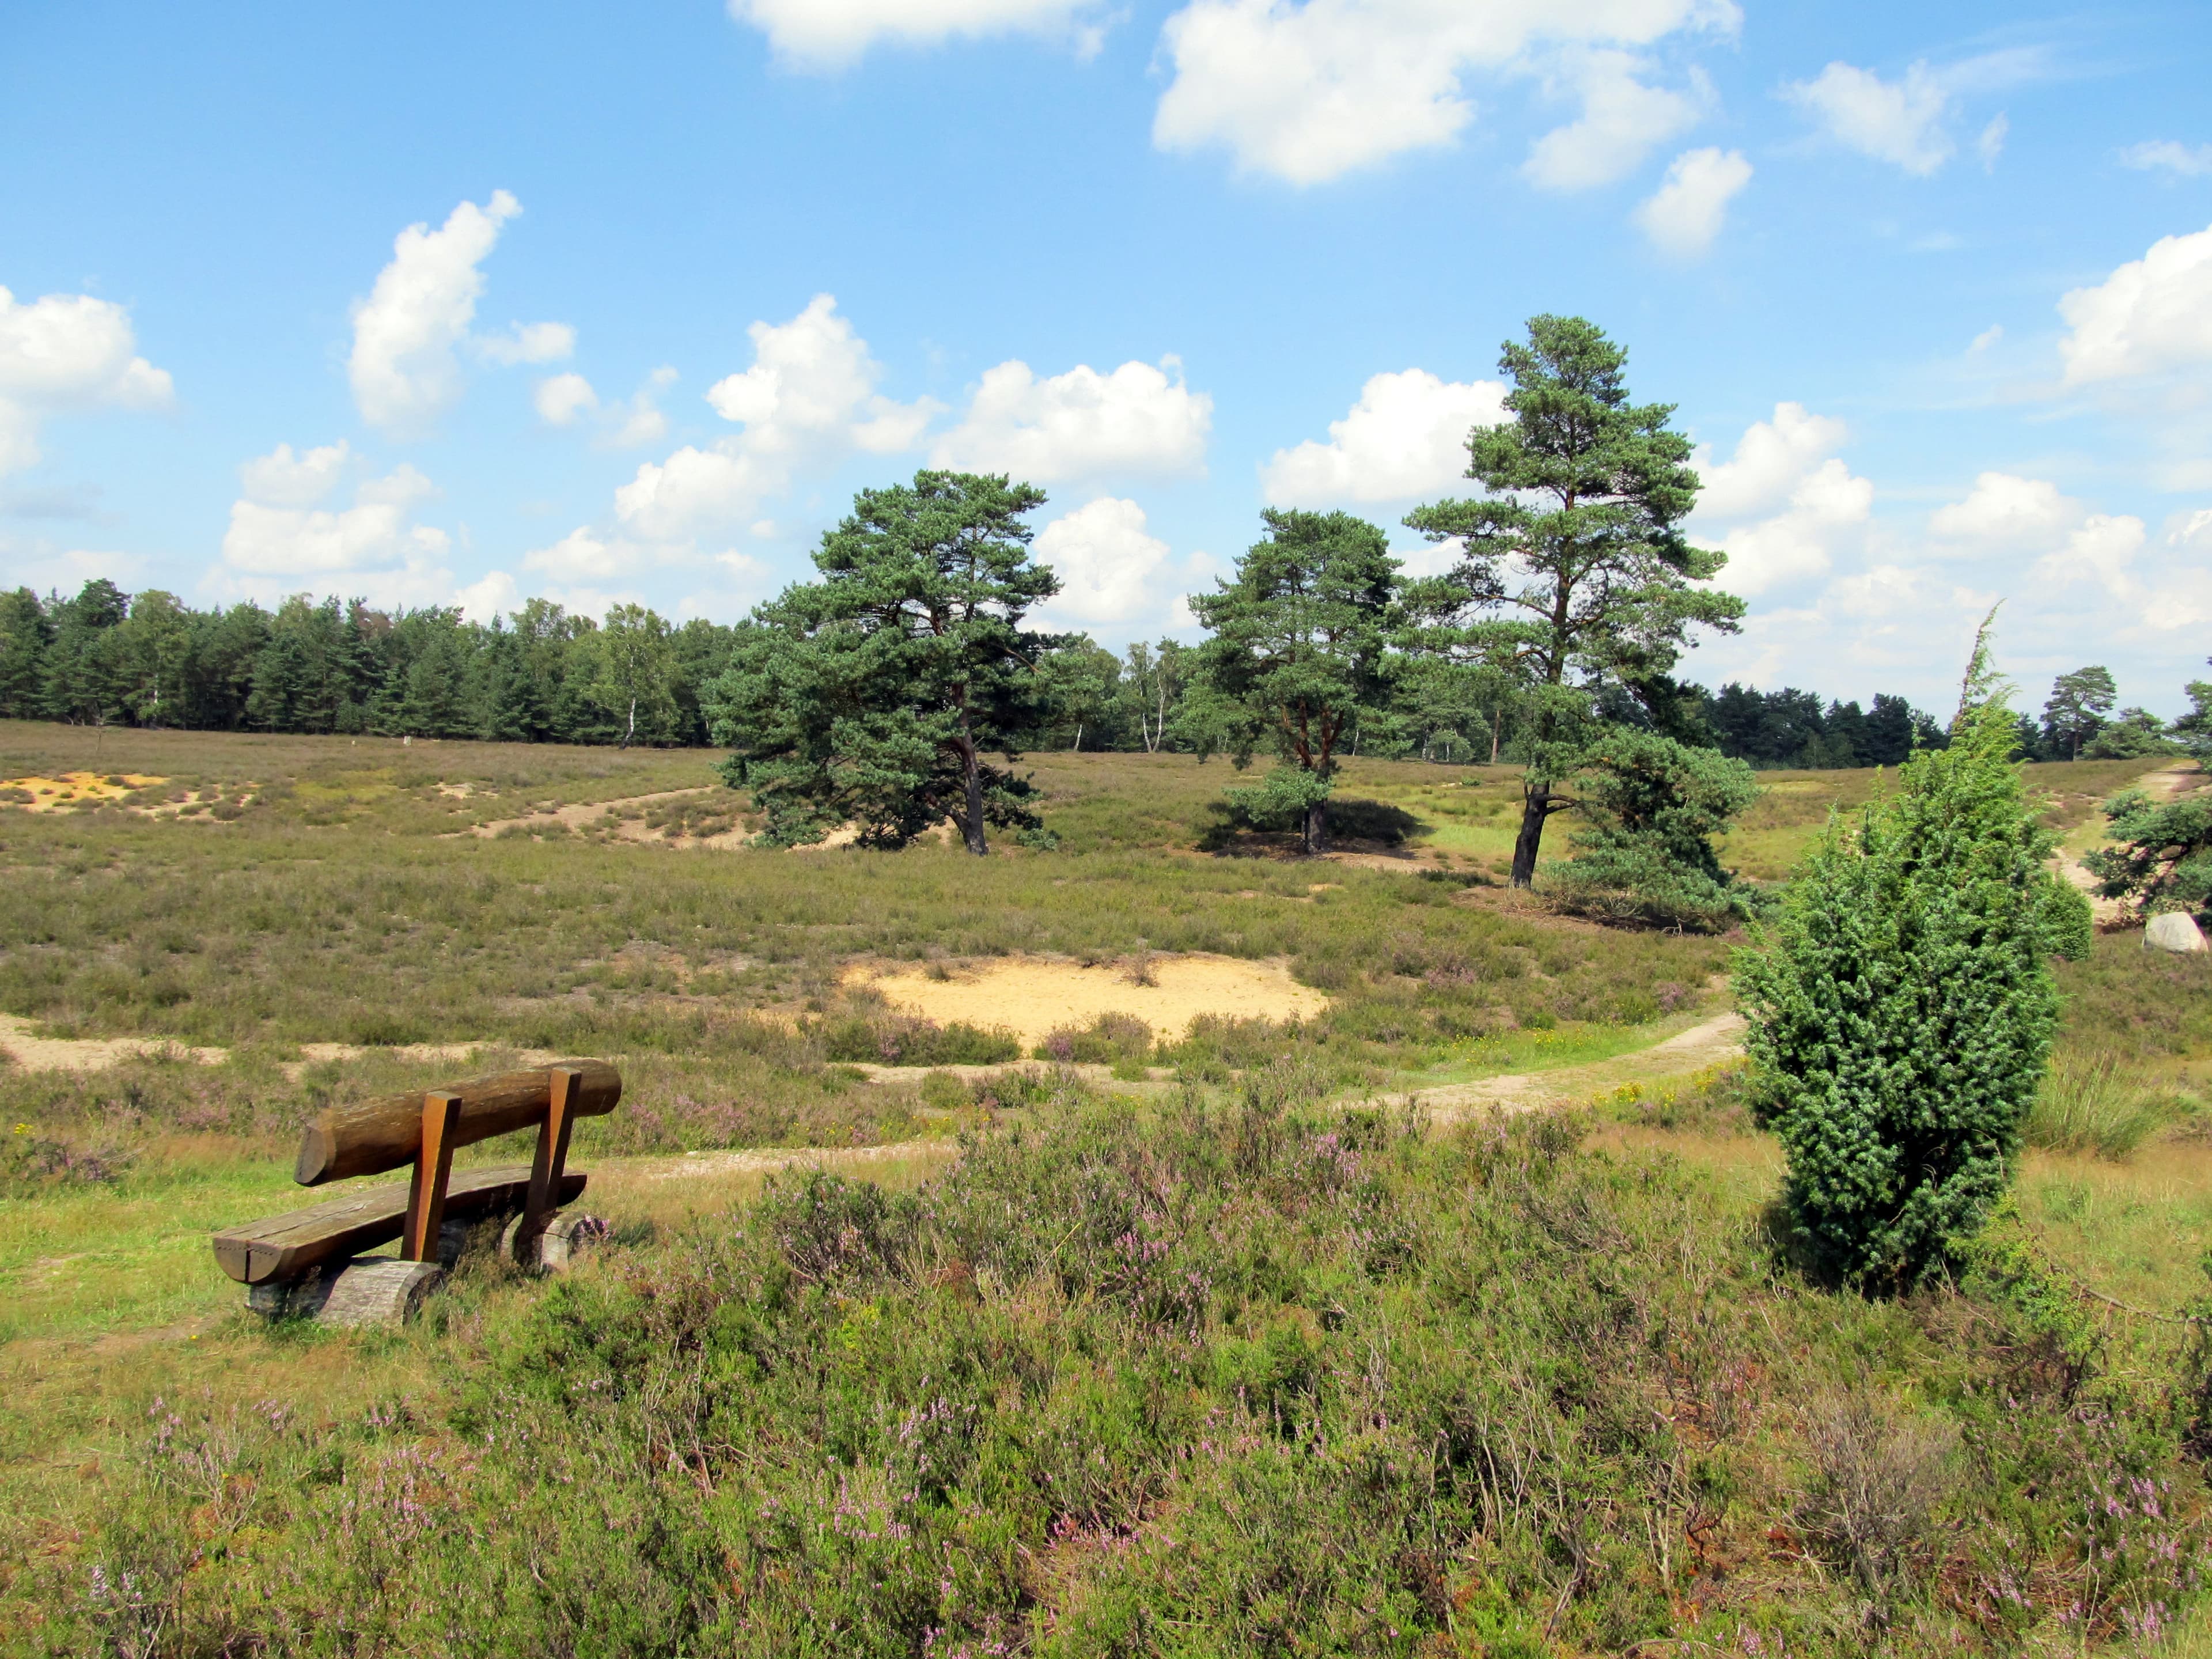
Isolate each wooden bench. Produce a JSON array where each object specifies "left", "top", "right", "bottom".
[{"left": 213, "top": 1059, "right": 622, "bottom": 1325}]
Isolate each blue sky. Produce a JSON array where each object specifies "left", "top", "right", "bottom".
[{"left": 5, "top": 0, "right": 2210, "bottom": 715}]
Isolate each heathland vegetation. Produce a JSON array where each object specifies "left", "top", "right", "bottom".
[{"left": 6, "top": 316, "right": 2212, "bottom": 1654}]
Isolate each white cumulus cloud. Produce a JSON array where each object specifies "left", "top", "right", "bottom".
[
  {"left": 535, "top": 373, "right": 598, "bottom": 427},
  {"left": 1151, "top": 0, "right": 1739, "bottom": 187},
  {"left": 931, "top": 358, "right": 1211, "bottom": 483},
  {"left": 1929, "top": 471, "right": 2081, "bottom": 552},
  {"left": 349, "top": 190, "right": 560, "bottom": 437},
  {"left": 218, "top": 440, "right": 452, "bottom": 589},
  {"left": 1262, "top": 368, "right": 1508, "bottom": 506},
  {"left": 475, "top": 320, "right": 575, "bottom": 366},
  {"left": 1633, "top": 146, "right": 1751, "bottom": 257},
  {"left": 0, "top": 286, "right": 173, "bottom": 476},
  {"left": 729, "top": 0, "right": 1108, "bottom": 67},
  {"left": 616, "top": 295, "right": 938, "bottom": 541},
  {"left": 1785, "top": 60, "right": 1954, "bottom": 175},
  {"left": 1522, "top": 50, "right": 1704, "bottom": 191},
  {"left": 1033, "top": 497, "right": 1176, "bottom": 626},
  {"left": 2058, "top": 221, "right": 2212, "bottom": 384},
  {"left": 1688, "top": 403, "right": 1872, "bottom": 595}
]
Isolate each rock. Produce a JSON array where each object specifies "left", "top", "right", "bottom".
[{"left": 2145, "top": 912, "right": 2207, "bottom": 953}]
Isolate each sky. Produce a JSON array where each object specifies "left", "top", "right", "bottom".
[{"left": 4, "top": 0, "right": 2210, "bottom": 716}]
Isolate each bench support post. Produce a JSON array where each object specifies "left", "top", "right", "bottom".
[
  {"left": 520, "top": 1067, "right": 581, "bottom": 1253},
  {"left": 403, "top": 1091, "right": 462, "bottom": 1262}
]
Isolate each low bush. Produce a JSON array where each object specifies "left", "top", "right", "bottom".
[
  {"left": 13, "top": 1099, "right": 2209, "bottom": 1653},
  {"left": 1035, "top": 1011, "right": 1154, "bottom": 1065},
  {"left": 818, "top": 1014, "right": 1022, "bottom": 1067}
]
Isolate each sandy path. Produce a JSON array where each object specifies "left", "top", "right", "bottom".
[
  {"left": 462, "top": 788, "right": 717, "bottom": 840},
  {"left": 638, "top": 1139, "right": 959, "bottom": 1183},
  {"left": 0, "top": 1013, "right": 228, "bottom": 1072},
  {"left": 1384, "top": 1012, "right": 1747, "bottom": 1124},
  {"left": 2054, "top": 761, "right": 2203, "bottom": 923}
]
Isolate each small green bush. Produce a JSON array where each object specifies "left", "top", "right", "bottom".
[
  {"left": 1035, "top": 1011, "right": 1154, "bottom": 1065},
  {"left": 1736, "top": 647, "right": 2093, "bottom": 1290},
  {"left": 1548, "top": 728, "right": 1760, "bottom": 932}
]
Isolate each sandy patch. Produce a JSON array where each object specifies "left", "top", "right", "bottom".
[
  {"left": 463, "top": 787, "right": 716, "bottom": 840},
  {"left": 643, "top": 1139, "right": 957, "bottom": 1182},
  {"left": 0, "top": 1013, "right": 226, "bottom": 1073},
  {"left": 1, "top": 772, "right": 165, "bottom": 811},
  {"left": 847, "top": 953, "right": 1330, "bottom": 1048}
]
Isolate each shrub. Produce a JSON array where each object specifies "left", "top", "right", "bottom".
[
  {"left": 2082, "top": 785, "right": 2212, "bottom": 920},
  {"left": 819, "top": 1014, "right": 1021, "bottom": 1067},
  {"left": 1735, "top": 637, "right": 2094, "bottom": 1289},
  {"left": 1035, "top": 1011, "right": 1154, "bottom": 1065},
  {"left": 1548, "top": 728, "right": 1760, "bottom": 931}
]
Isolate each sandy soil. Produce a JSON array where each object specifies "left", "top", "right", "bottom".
[
  {"left": 847, "top": 952, "right": 1332, "bottom": 1047},
  {"left": 0, "top": 1012, "right": 227, "bottom": 1071},
  {"left": 279, "top": 1041, "right": 563, "bottom": 1081},
  {"left": 641, "top": 1139, "right": 959, "bottom": 1183},
  {"left": 1, "top": 771, "right": 167, "bottom": 811},
  {"left": 464, "top": 787, "right": 717, "bottom": 841}
]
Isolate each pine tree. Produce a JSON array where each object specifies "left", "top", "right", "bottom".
[
  {"left": 1735, "top": 624, "right": 2093, "bottom": 1289},
  {"left": 1406, "top": 316, "right": 1743, "bottom": 885},
  {"left": 1188, "top": 509, "right": 1399, "bottom": 855},
  {"left": 704, "top": 470, "right": 1061, "bottom": 853}
]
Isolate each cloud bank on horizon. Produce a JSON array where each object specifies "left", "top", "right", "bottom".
[{"left": 5, "top": 0, "right": 2211, "bottom": 715}]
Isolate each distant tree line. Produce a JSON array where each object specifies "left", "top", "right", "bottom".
[{"left": 0, "top": 580, "right": 740, "bottom": 747}]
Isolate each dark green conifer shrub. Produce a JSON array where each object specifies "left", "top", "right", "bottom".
[
  {"left": 1735, "top": 645, "right": 2092, "bottom": 1289},
  {"left": 1548, "top": 728, "right": 1760, "bottom": 931}
]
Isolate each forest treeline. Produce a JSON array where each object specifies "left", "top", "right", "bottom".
[{"left": 0, "top": 575, "right": 1956, "bottom": 770}]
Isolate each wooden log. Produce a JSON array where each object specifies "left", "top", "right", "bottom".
[
  {"left": 248, "top": 1259, "right": 448, "bottom": 1328},
  {"left": 500, "top": 1208, "right": 610, "bottom": 1272},
  {"left": 211, "top": 1164, "right": 586, "bottom": 1284},
  {"left": 293, "top": 1059, "right": 621, "bottom": 1186}
]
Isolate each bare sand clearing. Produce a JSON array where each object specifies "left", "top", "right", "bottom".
[
  {"left": 0, "top": 1012, "right": 226, "bottom": 1072},
  {"left": 847, "top": 953, "right": 1331, "bottom": 1047},
  {"left": 464, "top": 788, "right": 715, "bottom": 840},
  {"left": 1, "top": 772, "right": 166, "bottom": 811}
]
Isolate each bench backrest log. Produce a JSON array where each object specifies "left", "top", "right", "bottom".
[{"left": 294, "top": 1059, "right": 623, "bottom": 1186}]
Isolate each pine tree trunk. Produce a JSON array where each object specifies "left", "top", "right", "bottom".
[
  {"left": 1510, "top": 785, "right": 1549, "bottom": 888},
  {"left": 1304, "top": 796, "right": 1329, "bottom": 857},
  {"left": 1490, "top": 717, "right": 1500, "bottom": 766},
  {"left": 957, "top": 714, "right": 988, "bottom": 856}
]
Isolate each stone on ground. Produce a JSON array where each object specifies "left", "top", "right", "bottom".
[{"left": 2145, "top": 911, "right": 2207, "bottom": 953}]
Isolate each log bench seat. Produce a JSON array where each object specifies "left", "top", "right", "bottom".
[
  {"left": 212, "top": 1059, "right": 622, "bottom": 1327},
  {"left": 212, "top": 1165, "right": 588, "bottom": 1285}
]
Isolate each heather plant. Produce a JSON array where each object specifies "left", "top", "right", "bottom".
[{"left": 1736, "top": 631, "right": 2094, "bottom": 1289}]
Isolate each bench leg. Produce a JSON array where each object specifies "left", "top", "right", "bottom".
[
  {"left": 520, "top": 1067, "right": 581, "bottom": 1255},
  {"left": 403, "top": 1091, "right": 462, "bottom": 1262}
]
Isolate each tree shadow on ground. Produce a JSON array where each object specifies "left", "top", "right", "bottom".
[{"left": 1195, "top": 796, "right": 1426, "bottom": 855}]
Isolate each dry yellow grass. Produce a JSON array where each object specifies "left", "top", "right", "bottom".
[{"left": 846, "top": 952, "right": 1331, "bottom": 1047}]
